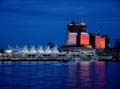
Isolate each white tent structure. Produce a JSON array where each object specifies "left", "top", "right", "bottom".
[
  {"left": 7, "top": 45, "right": 21, "bottom": 52},
  {"left": 29, "top": 45, "right": 37, "bottom": 54},
  {"left": 15, "top": 45, "right": 21, "bottom": 51},
  {"left": 8, "top": 45, "right": 16, "bottom": 51},
  {"left": 13, "top": 45, "right": 22, "bottom": 54},
  {"left": 37, "top": 46, "right": 44, "bottom": 54},
  {"left": 5, "top": 45, "right": 17, "bottom": 54},
  {"left": 5, "top": 45, "right": 60, "bottom": 55},
  {"left": 52, "top": 46, "right": 59, "bottom": 54},
  {"left": 44, "top": 46, "right": 52, "bottom": 54},
  {"left": 21, "top": 45, "right": 29, "bottom": 54}
]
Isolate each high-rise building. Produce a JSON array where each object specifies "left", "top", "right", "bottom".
[{"left": 64, "top": 21, "right": 109, "bottom": 49}]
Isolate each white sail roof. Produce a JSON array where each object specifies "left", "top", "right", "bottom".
[
  {"left": 6, "top": 45, "right": 60, "bottom": 55},
  {"left": 29, "top": 45, "right": 37, "bottom": 54},
  {"left": 15, "top": 45, "right": 21, "bottom": 51},
  {"left": 21, "top": 45, "right": 29, "bottom": 54},
  {"left": 7, "top": 45, "right": 22, "bottom": 52},
  {"left": 44, "top": 46, "right": 52, "bottom": 54},
  {"left": 7, "top": 44, "right": 15, "bottom": 51},
  {"left": 37, "top": 46, "right": 44, "bottom": 54},
  {"left": 14, "top": 45, "right": 22, "bottom": 54},
  {"left": 52, "top": 46, "right": 59, "bottom": 54}
]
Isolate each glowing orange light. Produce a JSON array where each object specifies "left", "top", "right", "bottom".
[
  {"left": 96, "top": 36, "right": 105, "bottom": 49},
  {"left": 85, "top": 45, "right": 92, "bottom": 48},
  {"left": 80, "top": 33, "right": 89, "bottom": 45}
]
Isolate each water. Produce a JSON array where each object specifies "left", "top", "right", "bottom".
[{"left": 0, "top": 61, "right": 120, "bottom": 89}]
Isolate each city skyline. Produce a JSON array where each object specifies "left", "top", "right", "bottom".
[{"left": 0, "top": 0, "right": 120, "bottom": 48}]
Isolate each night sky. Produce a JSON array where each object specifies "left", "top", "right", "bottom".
[{"left": 0, "top": 0, "right": 120, "bottom": 48}]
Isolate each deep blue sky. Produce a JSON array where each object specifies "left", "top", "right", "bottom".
[{"left": 0, "top": 0, "right": 120, "bottom": 48}]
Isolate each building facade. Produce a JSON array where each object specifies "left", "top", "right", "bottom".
[{"left": 64, "top": 21, "right": 109, "bottom": 49}]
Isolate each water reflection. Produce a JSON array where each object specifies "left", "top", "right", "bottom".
[
  {"left": 66, "top": 62, "right": 106, "bottom": 89},
  {"left": 0, "top": 62, "right": 119, "bottom": 89},
  {"left": 66, "top": 63, "right": 78, "bottom": 89},
  {"left": 79, "top": 62, "right": 93, "bottom": 89},
  {"left": 95, "top": 62, "right": 106, "bottom": 89}
]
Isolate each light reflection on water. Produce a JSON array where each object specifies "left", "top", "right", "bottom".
[
  {"left": 0, "top": 61, "right": 120, "bottom": 89},
  {"left": 66, "top": 62, "right": 106, "bottom": 89},
  {"left": 95, "top": 62, "right": 106, "bottom": 89},
  {"left": 79, "top": 62, "right": 93, "bottom": 89}
]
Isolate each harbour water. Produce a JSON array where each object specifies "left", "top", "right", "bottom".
[{"left": 0, "top": 61, "right": 120, "bottom": 89}]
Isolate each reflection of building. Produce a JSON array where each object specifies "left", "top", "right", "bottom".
[
  {"left": 64, "top": 21, "right": 109, "bottom": 49},
  {"left": 95, "top": 62, "right": 106, "bottom": 89}
]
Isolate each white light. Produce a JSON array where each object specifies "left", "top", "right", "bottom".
[
  {"left": 69, "top": 24, "right": 73, "bottom": 26},
  {"left": 81, "top": 32, "right": 89, "bottom": 35},
  {"left": 5, "top": 50, "right": 13, "bottom": 54}
]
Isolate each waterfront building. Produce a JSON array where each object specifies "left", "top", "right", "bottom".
[
  {"left": 44, "top": 46, "right": 52, "bottom": 54},
  {"left": 37, "top": 46, "right": 44, "bottom": 54},
  {"left": 64, "top": 21, "right": 109, "bottom": 49},
  {"left": 29, "top": 46, "right": 37, "bottom": 54},
  {"left": 2, "top": 21, "right": 109, "bottom": 57},
  {"left": 4, "top": 45, "right": 60, "bottom": 55},
  {"left": 52, "top": 46, "right": 59, "bottom": 54},
  {"left": 67, "top": 32, "right": 77, "bottom": 45},
  {"left": 95, "top": 35, "right": 106, "bottom": 49},
  {"left": 21, "top": 45, "right": 29, "bottom": 54},
  {"left": 80, "top": 32, "right": 89, "bottom": 45}
]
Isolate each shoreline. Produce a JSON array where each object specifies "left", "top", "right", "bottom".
[
  {"left": 0, "top": 59, "right": 69, "bottom": 63},
  {"left": 0, "top": 59, "right": 120, "bottom": 63}
]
